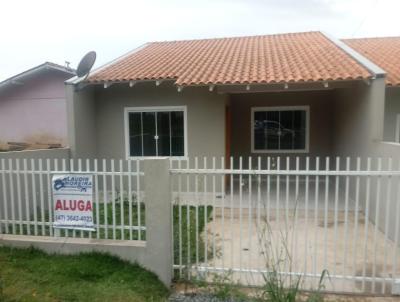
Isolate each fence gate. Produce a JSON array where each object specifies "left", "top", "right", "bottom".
[{"left": 170, "top": 157, "right": 400, "bottom": 296}]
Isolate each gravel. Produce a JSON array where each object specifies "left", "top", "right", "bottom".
[{"left": 169, "top": 293, "right": 247, "bottom": 302}]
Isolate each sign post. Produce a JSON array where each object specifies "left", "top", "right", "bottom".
[{"left": 52, "top": 174, "right": 95, "bottom": 232}]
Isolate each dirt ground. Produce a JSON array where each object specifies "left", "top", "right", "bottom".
[{"left": 201, "top": 207, "right": 400, "bottom": 295}]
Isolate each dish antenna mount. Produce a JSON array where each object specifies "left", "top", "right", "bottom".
[{"left": 76, "top": 51, "right": 96, "bottom": 80}]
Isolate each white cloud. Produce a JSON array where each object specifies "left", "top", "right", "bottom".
[{"left": 0, "top": 0, "right": 399, "bottom": 80}]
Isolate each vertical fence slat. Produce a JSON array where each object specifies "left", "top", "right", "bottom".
[
  {"left": 203, "top": 157, "right": 208, "bottom": 268},
  {"left": 8, "top": 159, "right": 16, "bottom": 234},
  {"left": 342, "top": 157, "right": 350, "bottom": 291},
  {"left": 46, "top": 159, "right": 53, "bottom": 236},
  {"left": 221, "top": 156, "right": 225, "bottom": 272},
  {"left": 38, "top": 159, "right": 45, "bottom": 236},
  {"left": 16, "top": 159, "right": 23, "bottom": 234},
  {"left": 239, "top": 156, "right": 243, "bottom": 283},
  {"left": 361, "top": 157, "right": 372, "bottom": 292},
  {"left": 127, "top": 160, "right": 132, "bottom": 240},
  {"left": 392, "top": 160, "right": 400, "bottom": 292},
  {"left": 212, "top": 157, "right": 216, "bottom": 273},
  {"left": 94, "top": 159, "right": 100, "bottom": 239},
  {"left": 323, "top": 157, "right": 330, "bottom": 274},
  {"left": 293, "top": 157, "right": 299, "bottom": 273},
  {"left": 31, "top": 159, "right": 38, "bottom": 236},
  {"left": 1, "top": 159, "right": 8, "bottom": 234},
  {"left": 178, "top": 159, "right": 183, "bottom": 278},
  {"left": 372, "top": 158, "right": 382, "bottom": 293},
  {"left": 119, "top": 159, "right": 124, "bottom": 240},
  {"left": 230, "top": 156, "right": 234, "bottom": 273},
  {"left": 248, "top": 157, "right": 252, "bottom": 273},
  {"left": 352, "top": 157, "right": 361, "bottom": 279},
  {"left": 304, "top": 156, "right": 310, "bottom": 285},
  {"left": 194, "top": 157, "right": 199, "bottom": 271},
  {"left": 136, "top": 159, "right": 141, "bottom": 241},
  {"left": 382, "top": 158, "right": 392, "bottom": 294},
  {"left": 23, "top": 159, "right": 30, "bottom": 235},
  {"left": 313, "top": 157, "right": 320, "bottom": 288},
  {"left": 333, "top": 157, "right": 340, "bottom": 280},
  {"left": 186, "top": 159, "right": 191, "bottom": 280},
  {"left": 103, "top": 159, "right": 108, "bottom": 239},
  {"left": 257, "top": 157, "right": 262, "bottom": 275},
  {"left": 111, "top": 159, "right": 116, "bottom": 240}
]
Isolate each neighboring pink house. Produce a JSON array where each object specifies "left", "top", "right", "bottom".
[{"left": 0, "top": 62, "right": 75, "bottom": 150}]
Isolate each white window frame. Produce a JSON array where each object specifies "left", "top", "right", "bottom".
[
  {"left": 124, "top": 106, "right": 188, "bottom": 159},
  {"left": 251, "top": 106, "right": 310, "bottom": 154}
]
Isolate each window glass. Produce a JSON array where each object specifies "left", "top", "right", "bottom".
[
  {"left": 142, "top": 112, "right": 157, "bottom": 156},
  {"left": 129, "top": 112, "right": 142, "bottom": 156},
  {"left": 253, "top": 108, "right": 307, "bottom": 151},
  {"left": 171, "top": 111, "right": 184, "bottom": 156}
]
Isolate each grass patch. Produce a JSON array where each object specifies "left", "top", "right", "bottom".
[{"left": 0, "top": 246, "right": 169, "bottom": 302}]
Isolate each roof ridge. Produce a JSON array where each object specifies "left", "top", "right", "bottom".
[
  {"left": 149, "top": 31, "right": 322, "bottom": 44},
  {"left": 343, "top": 36, "right": 400, "bottom": 41}
]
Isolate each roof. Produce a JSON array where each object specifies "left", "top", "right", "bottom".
[
  {"left": 0, "top": 62, "right": 76, "bottom": 91},
  {"left": 87, "top": 31, "right": 372, "bottom": 86},
  {"left": 343, "top": 37, "right": 400, "bottom": 86}
]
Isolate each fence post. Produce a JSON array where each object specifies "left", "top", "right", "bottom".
[{"left": 143, "top": 158, "right": 172, "bottom": 287}]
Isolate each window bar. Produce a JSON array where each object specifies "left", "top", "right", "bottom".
[
  {"left": 16, "top": 159, "right": 23, "bottom": 234},
  {"left": 371, "top": 158, "right": 382, "bottom": 293},
  {"left": 103, "top": 159, "right": 109, "bottom": 239}
]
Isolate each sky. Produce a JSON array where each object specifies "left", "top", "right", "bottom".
[{"left": 1, "top": 0, "right": 399, "bottom": 81}]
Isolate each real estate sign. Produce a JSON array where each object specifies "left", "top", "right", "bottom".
[{"left": 52, "top": 174, "right": 95, "bottom": 231}]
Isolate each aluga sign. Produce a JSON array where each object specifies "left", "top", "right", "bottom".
[{"left": 52, "top": 174, "right": 95, "bottom": 231}]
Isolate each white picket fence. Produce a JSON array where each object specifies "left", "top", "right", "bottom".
[
  {"left": 170, "top": 156, "right": 400, "bottom": 295},
  {"left": 0, "top": 158, "right": 144, "bottom": 240}
]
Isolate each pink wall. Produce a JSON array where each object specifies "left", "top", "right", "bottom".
[{"left": 0, "top": 70, "right": 71, "bottom": 147}]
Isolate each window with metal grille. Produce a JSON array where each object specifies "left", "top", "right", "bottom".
[
  {"left": 251, "top": 106, "right": 309, "bottom": 153},
  {"left": 125, "top": 106, "right": 186, "bottom": 157}
]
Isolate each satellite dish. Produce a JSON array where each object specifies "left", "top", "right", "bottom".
[{"left": 76, "top": 51, "right": 96, "bottom": 79}]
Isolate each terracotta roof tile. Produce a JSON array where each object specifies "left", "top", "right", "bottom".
[
  {"left": 88, "top": 31, "right": 371, "bottom": 86},
  {"left": 343, "top": 37, "right": 400, "bottom": 86}
]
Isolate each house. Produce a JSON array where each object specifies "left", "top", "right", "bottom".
[
  {"left": 0, "top": 62, "right": 75, "bottom": 151},
  {"left": 66, "top": 31, "right": 390, "bottom": 168},
  {"left": 343, "top": 37, "right": 400, "bottom": 143}
]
